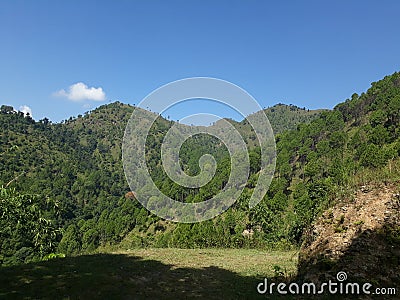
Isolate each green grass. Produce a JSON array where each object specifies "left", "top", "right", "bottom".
[{"left": 0, "top": 248, "right": 298, "bottom": 299}]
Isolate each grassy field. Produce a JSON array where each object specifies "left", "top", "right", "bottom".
[{"left": 0, "top": 248, "right": 298, "bottom": 299}]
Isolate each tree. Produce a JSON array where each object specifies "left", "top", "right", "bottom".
[
  {"left": 1, "top": 105, "right": 14, "bottom": 114},
  {"left": 360, "top": 144, "right": 386, "bottom": 168},
  {"left": 0, "top": 187, "right": 60, "bottom": 265},
  {"left": 369, "top": 109, "right": 387, "bottom": 127},
  {"left": 369, "top": 125, "right": 389, "bottom": 146},
  {"left": 57, "top": 224, "right": 81, "bottom": 255},
  {"left": 387, "top": 95, "right": 400, "bottom": 129}
]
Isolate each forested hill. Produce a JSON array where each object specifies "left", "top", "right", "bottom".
[
  {"left": 0, "top": 100, "right": 322, "bottom": 264},
  {"left": 222, "top": 104, "right": 326, "bottom": 147},
  {"left": 1, "top": 71, "right": 400, "bottom": 270},
  {"left": 263, "top": 104, "right": 327, "bottom": 134}
]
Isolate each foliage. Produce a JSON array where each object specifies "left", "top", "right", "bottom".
[{"left": 0, "top": 187, "right": 60, "bottom": 265}]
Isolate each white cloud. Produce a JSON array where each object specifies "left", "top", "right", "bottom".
[
  {"left": 54, "top": 82, "right": 106, "bottom": 101},
  {"left": 19, "top": 105, "right": 33, "bottom": 117}
]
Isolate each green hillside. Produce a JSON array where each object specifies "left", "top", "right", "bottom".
[
  {"left": 264, "top": 104, "right": 326, "bottom": 134},
  {"left": 1, "top": 72, "right": 400, "bottom": 288}
]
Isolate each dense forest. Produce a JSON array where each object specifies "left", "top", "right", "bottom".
[{"left": 1, "top": 72, "right": 400, "bottom": 267}]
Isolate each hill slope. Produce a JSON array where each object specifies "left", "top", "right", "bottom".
[
  {"left": 264, "top": 104, "right": 326, "bottom": 134},
  {"left": 0, "top": 100, "right": 323, "bottom": 263},
  {"left": 1, "top": 71, "right": 400, "bottom": 273}
]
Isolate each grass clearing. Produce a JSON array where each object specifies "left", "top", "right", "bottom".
[
  {"left": 116, "top": 248, "right": 298, "bottom": 278},
  {"left": 0, "top": 248, "right": 298, "bottom": 299}
]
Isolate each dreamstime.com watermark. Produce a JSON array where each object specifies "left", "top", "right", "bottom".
[
  {"left": 122, "top": 77, "right": 276, "bottom": 223},
  {"left": 257, "top": 271, "right": 397, "bottom": 296}
]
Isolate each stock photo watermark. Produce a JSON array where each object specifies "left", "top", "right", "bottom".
[
  {"left": 257, "top": 271, "right": 397, "bottom": 296},
  {"left": 122, "top": 77, "right": 276, "bottom": 223}
]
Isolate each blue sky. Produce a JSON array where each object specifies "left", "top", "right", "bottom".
[{"left": 1, "top": 0, "right": 400, "bottom": 122}]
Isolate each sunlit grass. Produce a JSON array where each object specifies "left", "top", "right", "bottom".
[{"left": 113, "top": 248, "right": 298, "bottom": 278}]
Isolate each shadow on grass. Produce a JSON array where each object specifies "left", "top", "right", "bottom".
[{"left": 0, "top": 253, "right": 290, "bottom": 299}]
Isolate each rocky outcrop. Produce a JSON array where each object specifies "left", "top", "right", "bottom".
[{"left": 298, "top": 183, "right": 400, "bottom": 288}]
